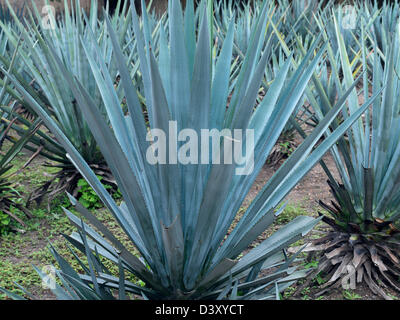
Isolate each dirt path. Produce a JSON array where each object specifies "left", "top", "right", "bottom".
[{"left": 246, "top": 133, "right": 339, "bottom": 213}]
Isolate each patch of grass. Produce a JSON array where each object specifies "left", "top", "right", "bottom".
[
  {"left": 0, "top": 198, "right": 144, "bottom": 299},
  {"left": 282, "top": 286, "right": 296, "bottom": 299},
  {"left": 388, "top": 294, "right": 398, "bottom": 300},
  {"left": 76, "top": 176, "right": 122, "bottom": 210},
  {"left": 0, "top": 150, "right": 145, "bottom": 299},
  {"left": 279, "top": 141, "right": 295, "bottom": 158},
  {"left": 303, "top": 259, "right": 319, "bottom": 269},
  {"left": 342, "top": 290, "right": 362, "bottom": 300},
  {"left": 301, "top": 286, "right": 311, "bottom": 296},
  {"left": 9, "top": 153, "right": 60, "bottom": 190},
  {"left": 315, "top": 273, "right": 327, "bottom": 286},
  {"left": 0, "top": 210, "right": 12, "bottom": 235},
  {"left": 275, "top": 204, "right": 309, "bottom": 225},
  {"left": 0, "top": 259, "right": 43, "bottom": 299}
]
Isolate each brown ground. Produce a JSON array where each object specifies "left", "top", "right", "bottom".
[{"left": 247, "top": 142, "right": 339, "bottom": 212}]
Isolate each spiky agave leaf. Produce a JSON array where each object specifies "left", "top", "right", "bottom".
[{"left": 3, "top": 0, "right": 373, "bottom": 300}]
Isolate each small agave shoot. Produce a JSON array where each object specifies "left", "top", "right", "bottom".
[
  {"left": 295, "top": 17, "right": 400, "bottom": 300},
  {"left": 1, "top": 0, "right": 378, "bottom": 300}
]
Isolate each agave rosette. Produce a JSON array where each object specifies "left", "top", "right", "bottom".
[
  {"left": 295, "top": 13, "right": 400, "bottom": 299},
  {"left": 0, "top": 0, "right": 134, "bottom": 202}
]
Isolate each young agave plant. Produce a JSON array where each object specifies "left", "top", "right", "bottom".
[
  {"left": 363, "top": 0, "right": 400, "bottom": 55},
  {"left": 296, "top": 17, "right": 400, "bottom": 300},
  {"left": 276, "top": 0, "right": 330, "bottom": 47},
  {"left": 2, "top": 0, "right": 375, "bottom": 300},
  {"left": 0, "top": 0, "right": 131, "bottom": 203},
  {"left": 214, "top": 0, "right": 278, "bottom": 59},
  {"left": 314, "top": 2, "right": 362, "bottom": 64}
]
